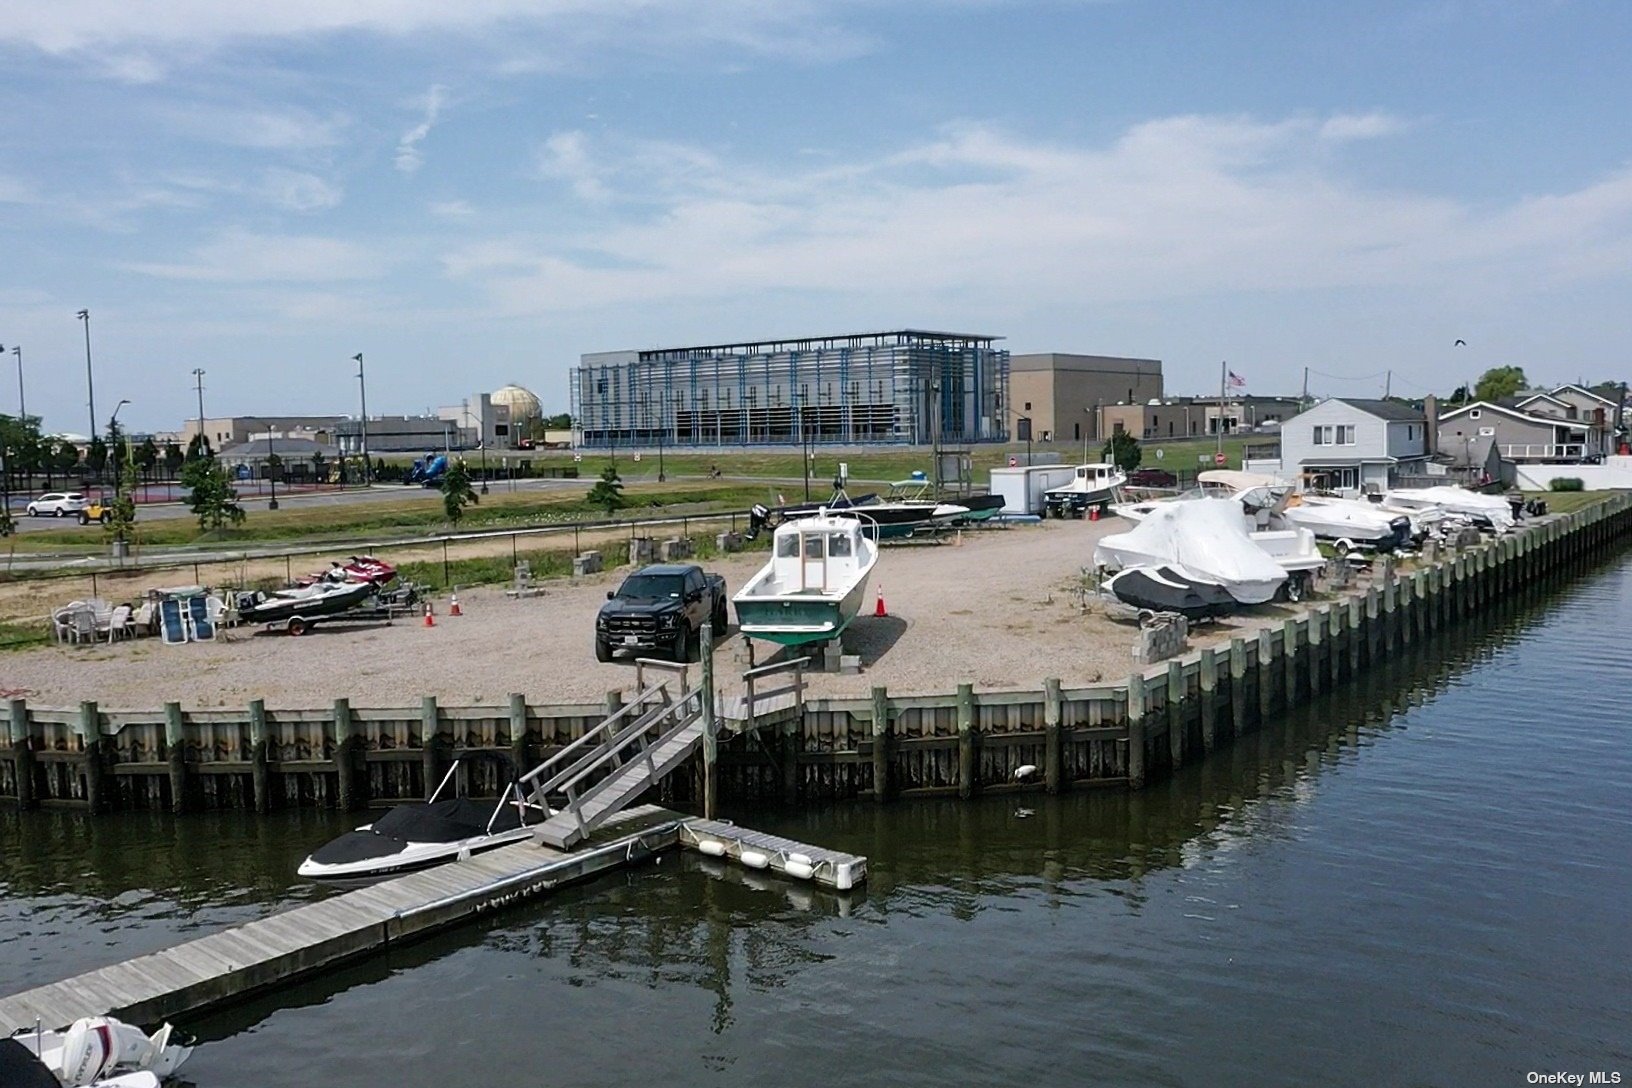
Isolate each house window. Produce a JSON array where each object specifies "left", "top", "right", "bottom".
[
  {"left": 1469, "top": 409, "right": 1481, "bottom": 419},
  {"left": 1339, "top": 425, "right": 1355, "bottom": 445},
  {"left": 1313, "top": 424, "right": 1355, "bottom": 446},
  {"left": 1024, "top": 401, "right": 1031, "bottom": 411},
  {"left": 1313, "top": 425, "right": 1326, "bottom": 446},
  {"left": 1407, "top": 425, "right": 1416, "bottom": 441}
]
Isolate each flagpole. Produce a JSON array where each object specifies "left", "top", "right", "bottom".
[{"left": 1217, "top": 361, "right": 1226, "bottom": 459}]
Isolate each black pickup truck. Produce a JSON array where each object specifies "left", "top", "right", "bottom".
[{"left": 595, "top": 564, "right": 729, "bottom": 663}]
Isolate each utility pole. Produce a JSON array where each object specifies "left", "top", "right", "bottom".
[
  {"left": 352, "top": 354, "right": 370, "bottom": 485},
  {"left": 1216, "top": 361, "right": 1226, "bottom": 460},
  {"left": 1301, "top": 366, "right": 1309, "bottom": 411},
  {"left": 1385, "top": 370, "right": 1393, "bottom": 399},
  {"left": 3, "top": 345, "right": 23, "bottom": 421},
  {"left": 77, "top": 310, "right": 96, "bottom": 440},
  {"left": 191, "top": 368, "right": 206, "bottom": 452}
]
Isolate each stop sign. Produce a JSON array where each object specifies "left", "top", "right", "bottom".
[{"left": 1214, "top": 452, "right": 1227, "bottom": 466}]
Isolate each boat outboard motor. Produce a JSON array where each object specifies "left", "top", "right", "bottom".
[
  {"left": 59, "top": 1017, "right": 160, "bottom": 1086},
  {"left": 747, "top": 503, "right": 771, "bottom": 540}
]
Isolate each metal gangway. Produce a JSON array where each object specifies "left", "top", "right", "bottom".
[{"left": 523, "top": 660, "right": 708, "bottom": 850}]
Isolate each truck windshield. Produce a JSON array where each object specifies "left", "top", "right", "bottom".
[{"left": 618, "top": 574, "right": 684, "bottom": 599}]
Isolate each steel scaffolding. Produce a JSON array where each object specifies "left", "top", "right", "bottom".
[{"left": 571, "top": 330, "right": 1010, "bottom": 448}]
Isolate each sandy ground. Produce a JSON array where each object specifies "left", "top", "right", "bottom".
[{"left": 0, "top": 519, "right": 1305, "bottom": 710}]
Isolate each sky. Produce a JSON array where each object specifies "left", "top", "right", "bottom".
[{"left": 3, "top": 0, "right": 1632, "bottom": 434}]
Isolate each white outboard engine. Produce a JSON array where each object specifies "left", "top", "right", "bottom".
[{"left": 58, "top": 1017, "right": 159, "bottom": 1086}]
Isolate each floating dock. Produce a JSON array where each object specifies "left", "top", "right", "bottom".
[{"left": 0, "top": 806, "right": 867, "bottom": 1035}]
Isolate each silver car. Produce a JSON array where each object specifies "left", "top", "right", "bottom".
[{"left": 27, "top": 492, "right": 88, "bottom": 517}]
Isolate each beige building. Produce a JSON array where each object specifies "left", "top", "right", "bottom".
[
  {"left": 1008, "top": 354, "right": 1163, "bottom": 444},
  {"left": 181, "top": 415, "right": 345, "bottom": 450}
]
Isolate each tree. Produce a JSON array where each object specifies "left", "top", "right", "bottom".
[
  {"left": 180, "top": 455, "right": 245, "bottom": 532},
  {"left": 86, "top": 436, "right": 108, "bottom": 479},
  {"left": 1474, "top": 366, "right": 1528, "bottom": 403},
  {"left": 1101, "top": 430, "right": 1143, "bottom": 473},
  {"left": 586, "top": 464, "right": 626, "bottom": 514},
  {"left": 185, "top": 433, "right": 214, "bottom": 462},
  {"left": 52, "top": 439, "right": 81, "bottom": 476},
  {"left": 135, "top": 437, "right": 160, "bottom": 479},
  {"left": 440, "top": 459, "right": 479, "bottom": 525},
  {"left": 310, "top": 449, "right": 328, "bottom": 482},
  {"left": 162, "top": 442, "right": 184, "bottom": 478},
  {"left": 1447, "top": 383, "right": 1472, "bottom": 406},
  {"left": 104, "top": 454, "right": 139, "bottom": 547}
]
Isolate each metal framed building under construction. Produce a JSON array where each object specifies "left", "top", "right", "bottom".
[{"left": 571, "top": 330, "right": 1010, "bottom": 448}]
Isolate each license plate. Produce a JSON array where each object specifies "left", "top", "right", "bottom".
[{"left": 623, "top": 635, "right": 640, "bottom": 646}]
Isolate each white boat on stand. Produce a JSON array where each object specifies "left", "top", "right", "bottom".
[
  {"left": 1042, "top": 463, "right": 1127, "bottom": 518},
  {"left": 733, "top": 510, "right": 879, "bottom": 649},
  {"left": 1383, "top": 486, "right": 1516, "bottom": 532},
  {"left": 4, "top": 1017, "right": 192, "bottom": 1088}
]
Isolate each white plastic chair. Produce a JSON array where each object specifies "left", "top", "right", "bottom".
[
  {"left": 69, "top": 608, "right": 97, "bottom": 645},
  {"left": 104, "top": 604, "right": 133, "bottom": 643}
]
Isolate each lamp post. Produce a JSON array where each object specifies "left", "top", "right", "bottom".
[
  {"left": 108, "top": 399, "right": 130, "bottom": 497},
  {"left": 802, "top": 406, "right": 812, "bottom": 501},
  {"left": 656, "top": 394, "right": 667, "bottom": 484},
  {"left": 351, "top": 353, "right": 370, "bottom": 485},
  {"left": 267, "top": 430, "right": 280, "bottom": 510},
  {"left": 1, "top": 345, "right": 21, "bottom": 420},
  {"left": 76, "top": 310, "right": 96, "bottom": 441},
  {"left": 191, "top": 368, "right": 206, "bottom": 455}
]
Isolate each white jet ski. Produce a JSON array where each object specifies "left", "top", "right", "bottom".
[{"left": 4, "top": 1016, "right": 192, "bottom": 1087}]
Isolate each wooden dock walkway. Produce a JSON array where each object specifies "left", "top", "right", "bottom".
[{"left": 0, "top": 805, "right": 682, "bottom": 1036}]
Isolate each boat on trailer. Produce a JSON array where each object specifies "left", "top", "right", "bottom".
[
  {"left": 732, "top": 510, "right": 879, "bottom": 647},
  {"left": 297, "top": 755, "right": 545, "bottom": 884},
  {"left": 1042, "top": 463, "right": 1128, "bottom": 518},
  {"left": 237, "top": 579, "right": 378, "bottom": 634}
]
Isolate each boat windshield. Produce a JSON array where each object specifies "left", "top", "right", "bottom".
[
  {"left": 618, "top": 574, "right": 683, "bottom": 599},
  {"left": 777, "top": 535, "right": 800, "bottom": 558},
  {"left": 828, "top": 532, "right": 852, "bottom": 557}
]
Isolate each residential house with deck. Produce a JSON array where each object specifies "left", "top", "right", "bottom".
[{"left": 1438, "top": 384, "right": 1617, "bottom": 464}]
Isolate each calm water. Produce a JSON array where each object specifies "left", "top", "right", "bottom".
[{"left": 4, "top": 554, "right": 1631, "bottom": 1087}]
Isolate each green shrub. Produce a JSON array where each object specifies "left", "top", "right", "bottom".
[{"left": 1548, "top": 477, "right": 1585, "bottom": 492}]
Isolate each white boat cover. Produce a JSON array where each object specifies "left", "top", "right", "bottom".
[
  {"left": 1385, "top": 486, "right": 1515, "bottom": 529},
  {"left": 1093, "top": 497, "right": 1289, "bottom": 604}
]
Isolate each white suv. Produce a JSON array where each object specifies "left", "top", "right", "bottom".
[{"left": 27, "top": 492, "right": 88, "bottom": 517}]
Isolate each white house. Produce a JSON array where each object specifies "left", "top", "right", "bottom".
[{"left": 1278, "top": 398, "right": 1429, "bottom": 493}]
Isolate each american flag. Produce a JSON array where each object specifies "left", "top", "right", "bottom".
[{"left": 1227, "top": 370, "right": 1246, "bottom": 388}]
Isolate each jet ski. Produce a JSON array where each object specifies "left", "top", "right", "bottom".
[
  {"left": 298, "top": 756, "right": 546, "bottom": 885},
  {"left": 1103, "top": 565, "right": 1239, "bottom": 620},
  {"left": 296, "top": 554, "right": 399, "bottom": 587},
  {"left": 4, "top": 1016, "right": 192, "bottom": 1087}
]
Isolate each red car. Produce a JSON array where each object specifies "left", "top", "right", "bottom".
[{"left": 1128, "top": 468, "right": 1178, "bottom": 487}]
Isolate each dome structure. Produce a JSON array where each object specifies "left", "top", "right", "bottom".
[{"left": 490, "top": 384, "right": 542, "bottom": 422}]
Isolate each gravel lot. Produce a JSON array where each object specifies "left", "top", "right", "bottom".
[{"left": 0, "top": 519, "right": 1302, "bottom": 710}]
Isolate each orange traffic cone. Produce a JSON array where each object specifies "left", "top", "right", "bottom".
[
  {"left": 874, "top": 583, "right": 887, "bottom": 617},
  {"left": 423, "top": 602, "right": 435, "bottom": 627},
  {"left": 449, "top": 593, "right": 462, "bottom": 617}
]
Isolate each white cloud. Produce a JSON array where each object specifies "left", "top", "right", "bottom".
[
  {"left": 162, "top": 104, "right": 349, "bottom": 150},
  {"left": 1319, "top": 112, "right": 1413, "bottom": 143},
  {"left": 428, "top": 199, "right": 476, "bottom": 218},
  {"left": 260, "top": 169, "right": 344, "bottom": 211},
  {"left": 442, "top": 113, "right": 1632, "bottom": 318},
  {"left": 395, "top": 84, "right": 448, "bottom": 175},
  {"left": 0, "top": 1, "right": 865, "bottom": 71},
  {"left": 126, "top": 228, "right": 382, "bottom": 282}
]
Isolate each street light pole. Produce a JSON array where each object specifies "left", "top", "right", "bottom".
[
  {"left": 4, "top": 345, "right": 23, "bottom": 421},
  {"left": 77, "top": 310, "right": 96, "bottom": 441},
  {"left": 267, "top": 429, "right": 279, "bottom": 510},
  {"left": 191, "top": 368, "right": 207, "bottom": 456},
  {"left": 108, "top": 399, "right": 130, "bottom": 494},
  {"left": 352, "top": 353, "right": 370, "bottom": 485}
]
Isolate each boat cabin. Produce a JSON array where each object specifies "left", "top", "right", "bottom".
[
  {"left": 747, "top": 513, "right": 873, "bottom": 597},
  {"left": 1062, "top": 463, "right": 1123, "bottom": 491}
]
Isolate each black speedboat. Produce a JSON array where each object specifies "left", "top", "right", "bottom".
[
  {"left": 237, "top": 580, "right": 375, "bottom": 626},
  {"left": 1104, "top": 565, "right": 1238, "bottom": 620},
  {"left": 297, "top": 756, "right": 545, "bottom": 884}
]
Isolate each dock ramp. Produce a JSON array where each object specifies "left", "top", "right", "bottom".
[{"left": 524, "top": 664, "right": 706, "bottom": 850}]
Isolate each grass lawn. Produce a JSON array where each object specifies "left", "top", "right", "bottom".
[{"left": 1520, "top": 489, "right": 1614, "bottom": 515}]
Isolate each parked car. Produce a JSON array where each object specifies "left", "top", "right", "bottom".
[
  {"left": 595, "top": 563, "right": 729, "bottom": 663},
  {"left": 26, "top": 492, "right": 88, "bottom": 517},
  {"left": 78, "top": 496, "right": 131, "bottom": 525},
  {"left": 1127, "top": 468, "right": 1178, "bottom": 488}
]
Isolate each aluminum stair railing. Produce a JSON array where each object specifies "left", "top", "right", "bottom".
[{"left": 526, "top": 683, "right": 707, "bottom": 850}]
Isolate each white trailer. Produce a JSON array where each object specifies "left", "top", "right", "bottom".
[{"left": 988, "top": 464, "right": 1077, "bottom": 515}]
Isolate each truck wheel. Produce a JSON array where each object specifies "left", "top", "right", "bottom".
[
  {"left": 673, "top": 629, "right": 692, "bottom": 663},
  {"left": 594, "top": 637, "right": 612, "bottom": 663},
  {"left": 78, "top": 512, "right": 90, "bottom": 525},
  {"left": 100, "top": 511, "right": 112, "bottom": 524},
  {"left": 712, "top": 601, "right": 728, "bottom": 633}
]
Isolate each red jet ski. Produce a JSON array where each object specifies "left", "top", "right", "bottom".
[{"left": 297, "top": 555, "right": 398, "bottom": 588}]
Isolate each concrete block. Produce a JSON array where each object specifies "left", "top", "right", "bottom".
[
  {"left": 629, "top": 538, "right": 657, "bottom": 565},
  {"left": 840, "top": 654, "right": 862, "bottom": 675},
  {"left": 660, "top": 537, "right": 694, "bottom": 562},
  {"left": 1134, "top": 613, "right": 1189, "bottom": 664},
  {"left": 573, "top": 551, "right": 603, "bottom": 577},
  {"left": 715, "top": 531, "right": 743, "bottom": 553}
]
